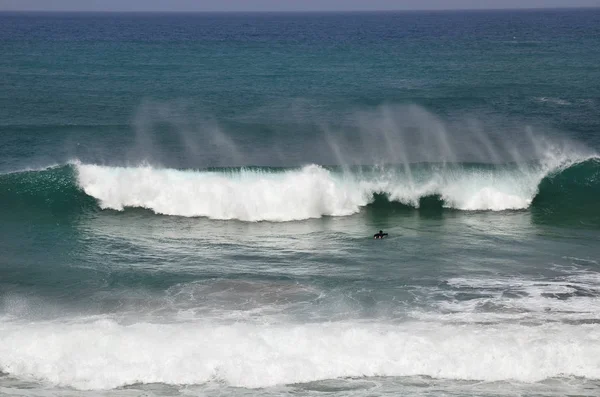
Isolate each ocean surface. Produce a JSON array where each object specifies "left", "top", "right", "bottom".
[{"left": 1, "top": 8, "right": 600, "bottom": 397}]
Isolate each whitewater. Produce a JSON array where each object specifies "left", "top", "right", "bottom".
[
  {"left": 2, "top": 266, "right": 600, "bottom": 392},
  {"left": 74, "top": 155, "right": 596, "bottom": 221},
  {"left": 1, "top": 321, "right": 599, "bottom": 390}
]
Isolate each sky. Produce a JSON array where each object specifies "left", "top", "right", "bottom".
[{"left": 0, "top": 0, "right": 598, "bottom": 12}]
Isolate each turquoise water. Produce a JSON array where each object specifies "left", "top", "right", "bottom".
[{"left": 1, "top": 9, "right": 600, "bottom": 396}]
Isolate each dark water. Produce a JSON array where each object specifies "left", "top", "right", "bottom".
[{"left": 0, "top": 9, "right": 599, "bottom": 397}]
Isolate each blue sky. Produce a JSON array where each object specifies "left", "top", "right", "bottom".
[{"left": 0, "top": 0, "right": 598, "bottom": 11}]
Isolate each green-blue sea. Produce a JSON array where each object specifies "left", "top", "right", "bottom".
[{"left": 1, "top": 9, "right": 600, "bottom": 396}]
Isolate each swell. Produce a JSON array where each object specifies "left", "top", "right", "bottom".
[
  {"left": 0, "top": 164, "right": 96, "bottom": 217},
  {"left": 0, "top": 158, "right": 598, "bottom": 223}
]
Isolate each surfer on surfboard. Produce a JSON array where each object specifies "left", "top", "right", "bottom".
[{"left": 374, "top": 230, "right": 388, "bottom": 239}]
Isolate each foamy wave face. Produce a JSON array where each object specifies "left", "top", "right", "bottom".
[
  {"left": 0, "top": 320, "right": 599, "bottom": 390},
  {"left": 75, "top": 159, "right": 574, "bottom": 221},
  {"left": 369, "top": 166, "right": 543, "bottom": 211},
  {"left": 76, "top": 164, "right": 370, "bottom": 221}
]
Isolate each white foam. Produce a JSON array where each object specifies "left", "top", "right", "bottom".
[
  {"left": 535, "top": 97, "right": 572, "bottom": 106},
  {"left": 414, "top": 274, "right": 600, "bottom": 323},
  {"left": 74, "top": 154, "right": 590, "bottom": 221},
  {"left": 76, "top": 164, "right": 370, "bottom": 221},
  {"left": 0, "top": 319, "right": 599, "bottom": 390}
]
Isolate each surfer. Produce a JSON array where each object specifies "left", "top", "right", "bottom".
[{"left": 374, "top": 230, "right": 388, "bottom": 239}]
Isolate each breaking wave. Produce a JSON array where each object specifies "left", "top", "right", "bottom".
[
  {"left": 0, "top": 156, "right": 598, "bottom": 223},
  {"left": 0, "top": 319, "right": 599, "bottom": 390}
]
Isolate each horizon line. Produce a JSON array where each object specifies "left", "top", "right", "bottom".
[{"left": 0, "top": 6, "right": 598, "bottom": 14}]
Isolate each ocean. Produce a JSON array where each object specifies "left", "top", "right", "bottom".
[{"left": 1, "top": 8, "right": 600, "bottom": 396}]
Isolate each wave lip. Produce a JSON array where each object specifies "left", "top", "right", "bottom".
[{"left": 0, "top": 320, "right": 599, "bottom": 390}]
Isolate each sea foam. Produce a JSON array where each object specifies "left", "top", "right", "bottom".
[
  {"left": 76, "top": 164, "right": 369, "bottom": 221},
  {"left": 0, "top": 320, "right": 598, "bottom": 390}
]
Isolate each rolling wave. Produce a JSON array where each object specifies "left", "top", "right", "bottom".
[
  {"left": 0, "top": 157, "right": 598, "bottom": 223},
  {"left": 1, "top": 319, "right": 599, "bottom": 390}
]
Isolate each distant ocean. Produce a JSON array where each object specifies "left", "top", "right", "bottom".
[{"left": 1, "top": 9, "right": 600, "bottom": 397}]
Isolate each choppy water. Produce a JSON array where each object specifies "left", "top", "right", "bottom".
[{"left": 1, "top": 9, "right": 600, "bottom": 397}]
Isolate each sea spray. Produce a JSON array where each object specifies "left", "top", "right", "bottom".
[{"left": 121, "top": 102, "right": 590, "bottom": 170}]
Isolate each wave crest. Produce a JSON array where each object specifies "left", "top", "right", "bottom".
[
  {"left": 75, "top": 157, "right": 598, "bottom": 221},
  {"left": 1, "top": 157, "right": 598, "bottom": 223},
  {"left": 77, "top": 163, "right": 368, "bottom": 221}
]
